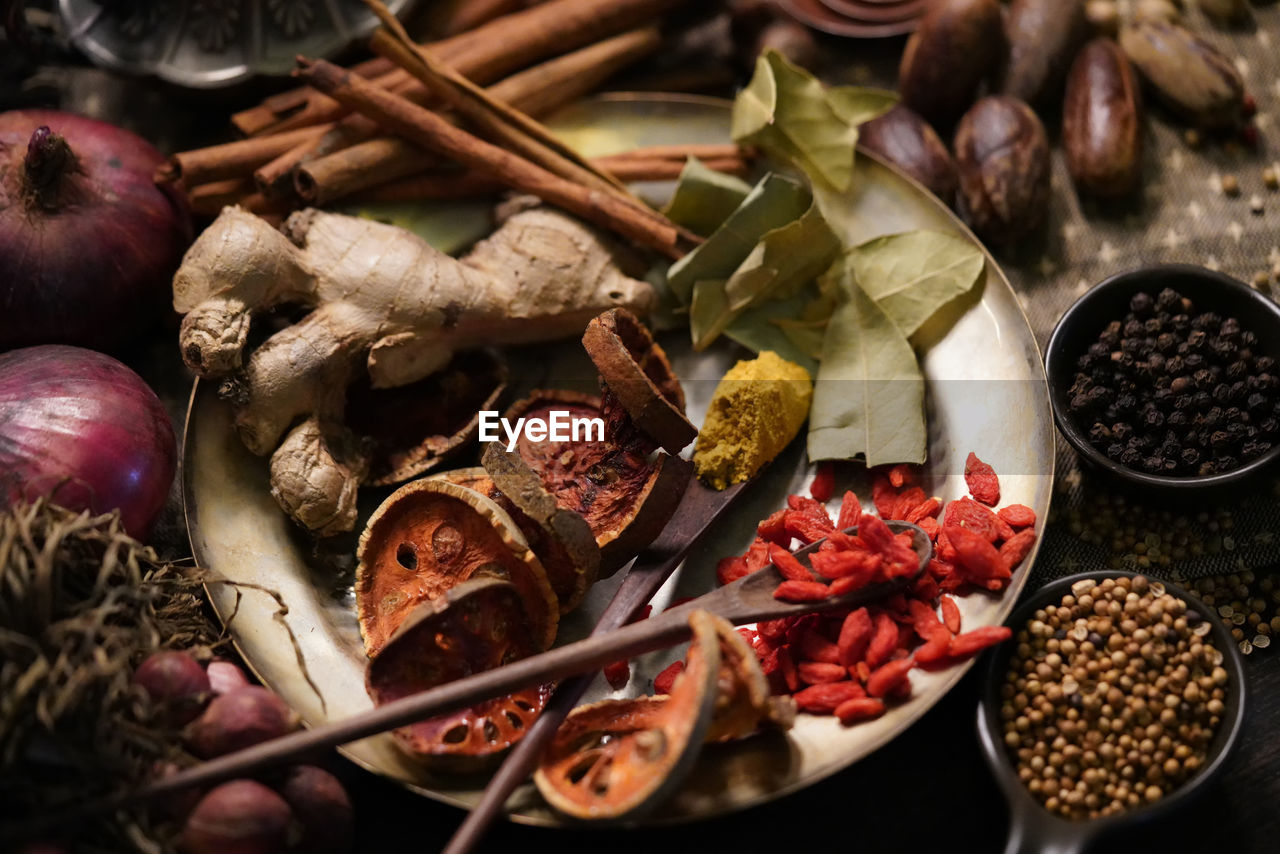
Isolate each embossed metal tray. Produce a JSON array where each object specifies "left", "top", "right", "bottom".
[
  {"left": 182, "top": 94, "right": 1055, "bottom": 824},
  {"left": 60, "top": 0, "right": 417, "bottom": 89}
]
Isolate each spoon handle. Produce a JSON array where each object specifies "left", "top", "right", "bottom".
[{"left": 1002, "top": 812, "right": 1091, "bottom": 854}]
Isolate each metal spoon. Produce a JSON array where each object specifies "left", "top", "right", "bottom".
[{"left": 976, "top": 570, "right": 1247, "bottom": 854}]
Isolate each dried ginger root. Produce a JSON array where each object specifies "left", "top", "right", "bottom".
[{"left": 173, "top": 205, "right": 654, "bottom": 536}]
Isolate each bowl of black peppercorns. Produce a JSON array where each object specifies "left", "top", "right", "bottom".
[{"left": 1046, "top": 264, "right": 1280, "bottom": 493}]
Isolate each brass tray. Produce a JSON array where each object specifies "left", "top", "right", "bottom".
[{"left": 182, "top": 93, "right": 1054, "bottom": 825}]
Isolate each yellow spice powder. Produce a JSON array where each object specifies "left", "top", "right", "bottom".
[{"left": 693, "top": 351, "right": 813, "bottom": 490}]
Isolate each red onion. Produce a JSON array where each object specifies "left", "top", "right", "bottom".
[
  {"left": 0, "top": 345, "right": 176, "bottom": 540},
  {"left": 181, "top": 779, "right": 293, "bottom": 854},
  {"left": 279, "top": 766, "right": 355, "bottom": 854},
  {"left": 185, "top": 686, "right": 300, "bottom": 759},
  {"left": 133, "top": 650, "right": 211, "bottom": 725},
  {"left": 207, "top": 659, "right": 252, "bottom": 696},
  {"left": 0, "top": 110, "right": 190, "bottom": 351}
]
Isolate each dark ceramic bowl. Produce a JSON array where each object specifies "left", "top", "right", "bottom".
[
  {"left": 977, "top": 570, "right": 1246, "bottom": 854},
  {"left": 1045, "top": 264, "right": 1280, "bottom": 494}
]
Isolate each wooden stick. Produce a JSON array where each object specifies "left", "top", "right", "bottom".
[
  {"left": 295, "top": 26, "right": 661, "bottom": 205},
  {"left": 233, "top": 0, "right": 679, "bottom": 137},
  {"left": 295, "top": 58, "right": 685, "bottom": 257},
  {"left": 155, "top": 125, "right": 328, "bottom": 185}
]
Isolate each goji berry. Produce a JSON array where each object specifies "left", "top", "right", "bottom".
[
  {"left": 744, "top": 538, "right": 773, "bottom": 571},
  {"left": 787, "top": 493, "right": 833, "bottom": 523},
  {"left": 949, "top": 527, "right": 1010, "bottom": 585},
  {"left": 871, "top": 473, "right": 898, "bottom": 519},
  {"left": 886, "top": 464, "right": 918, "bottom": 488},
  {"left": 854, "top": 661, "right": 871, "bottom": 683},
  {"left": 964, "top": 452, "right": 1000, "bottom": 506},
  {"left": 914, "top": 630, "right": 953, "bottom": 667},
  {"left": 834, "top": 697, "right": 885, "bottom": 724},
  {"left": 757, "top": 509, "right": 791, "bottom": 546},
  {"left": 773, "top": 580, "right": 831, "bottom": 602},
  {"left": 836, "top": 490, "right": 862, "bottom": 531},
  {"left": 936, "top": 528, "right": 957, "bottom": 562},
  {"left": 770, "top": 543, "right": 816, "bottom": 582},
  {"left": 865, "top": 611, "right": 899, "bottom": 668},
  {"left": 948, "top": 625, "right": 1013, "bottom": 659},
  {"left": 778, "top": 645, "right": 799, "bottom": 692},
  {"left": 866, "top": 658, "right": 914, "bottom": 698},
  {"left": 940, "top": 595, "right": 962, "bottom": 634},
  {"left": 785, "top": 511, "right": 835, "bottom": 544},
  {"left": 912, "top": 573, "right": 939, "bottom": 602},
  {"left": 905, "top": 496, "right": 942, "bottom": 525},
  {"left": 917, "top": 516, "right": 940, "bottom": 540},
  {"left": 809, "top": 462, "right": 836, "bottom": 503},
  {"left": 794, "top": 682, "right": 866, "bottom": 714},
  {"left": 837, "top": 608, "right": 873, "bottom": 666},
  {"left": 996, "top": 503, "right": 1037, "bottom": 529},
  {"left": 907, "top": 599, "right": 948, "bottom": 640},
  {"left": 757, "top": 618, "right": 790, "bottom": 646},
  {"left": 603, "top": 659, "right": 630, "bottom": 689},
  {"left": 736, "top": 627, "right": 758, "bottom": 645},
  {"left": 829, "top": 574, "right": 867, "bottom": 596},
  {"left": 799, "top": 629, "right": 842, "bottom": 665},
  {"left": 798, "top": 661, "right": 848, "bottom": 684},
  {"left": 716, "top": 555, "right": 749, "bottom": 586},
  {"left": 654, "top": 660, "right": 684, "bottom": 694},
  {"left": 891, "top": 487, "right": 927, "bottom": 521},
  {"left": 999, "top": 528, "right": 1038, "bottom": 572},
  {"left": 860, "top": 514, "right": 919, "bottom": 578},
  {"left": 810, "top": 548, "right": 883, "bottom": 581},
  {"left": 943, "top": 497, "right": 1004, "bottom": 543}
]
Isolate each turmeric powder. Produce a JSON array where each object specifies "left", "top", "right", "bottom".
[{"left": 693, "top": 351, "right": 812, "bottom": 490}]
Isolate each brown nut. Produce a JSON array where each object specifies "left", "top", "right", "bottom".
[
  {"left": 898, "top": 0, "right": 1005, "bottom": 128},
  {"left": 953, "top": 96, "right": 1052, "bottom": 244},
  {"left": 859, "top": 104, "right": 959, "bottom": 204},
  {"left": 1119, "top": 21, "right": 1244, "bottom": 129},
  {"left": 1000, "top": 0, "right": 1089, "bottom": 108},
  {"left": 1063, "top": 39, "right": 1144, "bottom": 197}
]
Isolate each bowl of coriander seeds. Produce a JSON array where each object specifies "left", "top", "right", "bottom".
[{"left": 977, "top": 571, "right": 1246, "bottom": 853}]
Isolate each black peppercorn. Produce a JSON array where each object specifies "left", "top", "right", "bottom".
[{"left": 1130, "top": 293, "right": 1154, "bottom": 315}]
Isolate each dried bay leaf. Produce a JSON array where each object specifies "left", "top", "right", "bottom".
[
  {"left": 663, "top": 157, "right": 752, "bottom": 238},
  {"left": 808, "top": 284, "right": 925, "bottom": 465},
  {"left": 843, "top": 230, "right": 985, "bottom": 337},
  {"left": 722, "top": 289, "right": 821, "bottom": 375},
  {"left": 723, "top": 199, "right": 840, "bottom": 311}
]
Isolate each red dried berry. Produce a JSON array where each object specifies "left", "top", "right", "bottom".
[
  {"left": 940, "top": 595, "right": 962, "bottom": 634},
  {"left": 865, "top": 611, "right": 899, "bottom": 668},
  {"left": 654, "top": 660, "right": 684, "bottom": 694},
  {"left": 837, "top": 608, "right": 874, "bottom": 666},
  {"left": 809, "top": 463, "right": 835, "bottom": 503},
  {"left": 907, "top": 599, "right": 948, "bottom": 640},
  {"left": 773, "top": 580, "right": 832, "bottom": 602},
  {"left": 716, "top": 555, "right": 749, "bottom": 586},
  {"left": 943, "top": 497, "right": 1004, "bottom": 543},
  {"left": 798, "top": 661, "right": 848, "bottom": 684},
  {"left": 785, "top": 511, "right": 835, "bottom": 544},
  {"left": 948, "top": 625, "right": 1013, "bottom": 658},
  {"left": 871, "top": 473, "right": 898, "bottom": 519},
  {"left": 770, "top": 543, "right": 816, "bottom": 582},
  {"left": 757, "top": 509, "right": 790, "bottom": 545},
  {"left": 914, "top": 631, "right": 954, "bottom": 667},
  {"left": 787, "top": 494, "right": 833, "bottom": 523},
  {"left": 834, "top": 697, "right": 885, "bottom": 725},
  {"left": 836, "top": 490, "right": 862, "bottom": 531},
  {"left": 891, "top": 487, "right": 927, "bottom": 521},
  {"left": 999, "top": 528, "right": 1038, "bottom": 572},
  {"left": 949, "top": 527, "right": 1011, "bottom": 587},
  {"left": 886, "top": 464, "right": 918, "bottom": 488},
  {"left": 810, "top": 548, "right": 882, "bottom": 581},
  {"left": 603, "top": 660, "right": 631, "bottom": 690},
  {"left": 794, "top": 681, "right": 867, "bottom": 714},
  {"left": 866, "top": 658, "right": 914, "bottom": 698},
  {"left": 996, "top": 504, "right": 1036, "bottom": 529},
  {"left": 964, "top": 452, "right": 1000, "bottom": 505},
  {"left": 905, "top": 496, "right": 941, "bottom": 524},
  {"left": 799, "top": 629, "right": 842, "bottom": 665}
]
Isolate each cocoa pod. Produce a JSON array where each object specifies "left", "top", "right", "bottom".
[
  {"left": 1063, "top": 39, "right": 1143, "bottom": 197},
  {"left": 953, "top": 96, "right": 1051, "bottom": 244},
  {"left": 859, "top": 105, "right": 958, "bottom": 204},
  {"left": 1000, "top": 0, "right": 1089, "bottom": 108},
  {"left": 898, "top": 0, "right": 1004, "bottom": 128},
  {"left": 1119, "top": 21, "right": 1243, "bottom": 129}
]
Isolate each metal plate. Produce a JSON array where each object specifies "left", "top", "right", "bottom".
[
  {"left": 59, "top": 0, "right": 417, "bottom": 89},
  {"left": 182, "top": 94, "right": 1054, "bottom": 825}
]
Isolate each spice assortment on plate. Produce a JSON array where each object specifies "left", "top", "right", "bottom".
[{"left": 10, "top": 0, "right": 1280, "bottom": 849}]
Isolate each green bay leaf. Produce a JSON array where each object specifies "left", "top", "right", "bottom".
[
  {"left": 721, "top": 289, "right": 820, "bottom": 375},
  {"left": 808, "top": 281, "right": 925, "bottom": 466},
  {"left": 723, "top": 199, "right": 840, "bottom": 311},
  {"left": 662, "top": 157, "right": 752, "bottom": 238},
  {"left": 845, "top": 230, "right": 986, "bottom": 336}
]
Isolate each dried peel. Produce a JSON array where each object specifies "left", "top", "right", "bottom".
[
  {"left": 582, "top": 308, "right": 696, "bottom": 455},
  {"left": 706, "top": 617, "right": 795, "bottom": 743},
  {"left": 504, "top": 391, "right": 692, "bottom": 576},
  {"left": 534, "top": 610, "right": 723, "bottom": 821},
  {"left": 354, "top": 479, "right": 558, "bottom": 656},
  {"left": 365, "top": 576, "right": 550, "bottom": 772}
]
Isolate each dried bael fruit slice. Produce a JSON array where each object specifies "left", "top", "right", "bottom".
[
  {"left": 366, "top": 576, "right": 551, "bottom": 772},
  {"left": 481, "top": 445, "right": 601, "bottom": 613},
  {"left": 582, "top": 308, "right": 697, "bottom": 454},
  {"left": 535, "top": 610, "right": 723, "bottom": 821},
  {"left": 705, "top": 618, "right": 795, "bottom": 743},
  {"left": 346, "top": 349, "right": 507, "bottom": 486},
  {"left": 355, "top": 479, "right": 558, "bottom": 656},
  {"left": 504, "top": 391, "right": 691, "bottom": 575}
]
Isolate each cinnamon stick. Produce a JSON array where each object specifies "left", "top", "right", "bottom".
[
  {"left": 156, "top": 125, "right": 328, "bottom": 185},
  {"left": 593, "top": 156, "right": 750, "bottom": 181},
  {"left": 295, "top": 26, "right": 661, "bottom": 206},
  {"left": 234, "top": 0, "right": 679, "bottom": 137},
  {"left": 295, "top": 58, "right": 686, "bottom": 257}
]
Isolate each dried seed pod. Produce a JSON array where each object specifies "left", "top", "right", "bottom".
[
  {"left": 858, "top": 104, "right": 959, "bottom": 204},
  {"left": 897, "top": 0, "right": 1005, "bottom": 128},
  {"left": 1063, "top": 38, "right": 1145, "bottom": 196},
  {"left": 1119, "top": 21, "right": 1244, "bottom": 129},
  {"left": 1000, "top": 0, "right": 1089, "bottom": 108},
  {"left": 953, "top": 96, "right": 1052, "bottom": 244}
]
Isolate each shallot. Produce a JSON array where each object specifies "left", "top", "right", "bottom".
[
  {"left": 133, "top": 650, "right": 210, "bottom": 725},
  {"left": 180, "top": 779, "right": 293, "bottom": 854},
  {"left": 185, "top": 686, "right": 300, "bottom": 759}
]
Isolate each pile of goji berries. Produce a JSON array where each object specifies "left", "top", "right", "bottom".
[{"left": 710, "top": 453, "right": 1038, "bottom": 726}]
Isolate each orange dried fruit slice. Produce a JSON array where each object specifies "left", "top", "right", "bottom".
[
  {"left": 534, "top": 610, "right": 722, "bottom": 821},
  {"left": 355, "top": 479, "right": 558, "bottom": 657},
  {"left": 706, "top": 619, "right": 795, "bottom": 743},
  {"left": 345, "top": 349, "right": 507, "bottom": 486},
  {"left": 582, "top": 308, "right": 696, "bottom": 455},
  {"left": 504, "top": 390, "right": 691, "bottom": 576},
  {"left": 365, "top": 576, "right": 550, "bottom": 772}
]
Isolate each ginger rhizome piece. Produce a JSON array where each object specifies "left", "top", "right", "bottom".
[{"left": 174, "top": 205, "right": 654, "bottom": 535}]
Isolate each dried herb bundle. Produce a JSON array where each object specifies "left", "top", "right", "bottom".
[{"left": 0, "top": 498, "right": 220, "bottom": 850}]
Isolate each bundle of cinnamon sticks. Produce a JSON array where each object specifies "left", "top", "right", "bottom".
[{"left": 158, "top": 0, "right": 753, "bottom": 240}]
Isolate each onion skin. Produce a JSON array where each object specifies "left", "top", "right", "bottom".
[
  {"left": 185, "top": 686, "right": 301, "bottom": 759},
  {"left": 0, "top": 345, "right": 176, "bottom": 540},
  {"left": 181, "top": 779, "right": 293, "bottom": 854},
  {"left": 0, "top": 110, "right": 191, "bottom": 351},
  {"left": 133, "top": 651, "right": 212, "bottom": 725}
]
